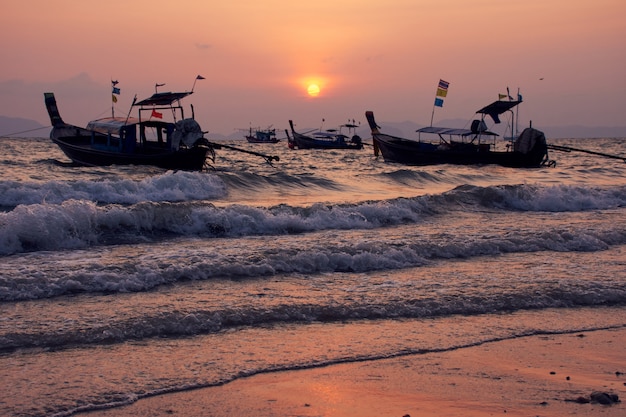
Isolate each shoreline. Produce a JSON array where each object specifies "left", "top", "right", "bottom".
[{"left": 88, "top": 328, "right": 625, "bottom": 417}]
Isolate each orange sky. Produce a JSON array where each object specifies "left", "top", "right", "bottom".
[{"left": 1, "top": 0, "right": 625, "bottom": 135}]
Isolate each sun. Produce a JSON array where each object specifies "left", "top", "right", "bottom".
[{"left": 307, "top": 84, "right": 320, "bottom": 97}]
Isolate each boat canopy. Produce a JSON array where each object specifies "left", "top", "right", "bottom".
[
  {"left": 135, "top": 91, "right": 193, "bottom": 106},
  {"left": 87, "top": 117, "right": 141, "bottom": 135},
  {"left": 476, "top": 100, "right": 521, "bottom": 123},
  {"left": 417, "top": 126, "right": 474, "bottom": 136},
  {"left": 416, "top": 126, "right": 497, "bottom": 137}
]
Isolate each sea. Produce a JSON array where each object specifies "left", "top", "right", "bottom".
[{"left": 1, "top": 133, "right": 625, "bottom": 416}]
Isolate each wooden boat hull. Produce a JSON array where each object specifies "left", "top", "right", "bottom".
[
  {"left": 372, "top": 133, "right": 547, "bottom": 168},
  {"left": 245, "top": 137, "right": 280, "bottom": 144},
  {"left": 45, "top": 92, "right": 212, "bottom": 171},
  {"left": 288, "top": 120, "right": 363, "bottom": 150},
  {"left": 367, "top": 111, "right": 549, "bottom": 168},
  {"left": 291, "top": 134, "right": 363, "bottom": 150},
  {"left": 50, "top": 133, "right": 211, "bottom": 170}
]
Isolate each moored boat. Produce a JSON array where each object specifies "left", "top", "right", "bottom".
[
  {"left": 366, "top": 99, "right": 552, "bottom": 168},
  {"left": 245, "top": 127, "right": 280, "bottom": 144},
  {"left": 287, "top": 120, "right": 363, "bottom": 150},
  {"left": 44, "top": 89, "right": 216, "bottom": 171}
]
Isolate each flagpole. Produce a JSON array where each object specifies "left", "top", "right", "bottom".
[
  {"left": 125, "top": 95, "right": 137, "bottom": 125},
  {"left": 191, "top": 75, "right": 205, "bottom": 93},
  {"left": 432, "top": 79, "right": 449, "bottom": 127},
  {"left": 111, "top": 79, "right": 120, "bottom": 118},
  {"left": 430, "top": 82, "right": 437, "bottom": 126},
  {"left": 111, "top": 80, "right": 116, "bottom": 118}
]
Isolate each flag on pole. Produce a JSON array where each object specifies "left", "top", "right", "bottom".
[
  {"left": 111, "top": 80, "right": 120, "bottom": 104},
  {"left": 191, "top": 75, "right": 205, "bottom": 92},
  {"left": 151, "top": 109, "right": 163, "bottom": 119},
  {"left": 435, "top": 79, "right": 449, "bottom": 100},
  {"left": 434, "top": 79, "right": 449, "bottom": 106},
  {"left": 430, "top": 79, "right": 449, "bottom": 125}
]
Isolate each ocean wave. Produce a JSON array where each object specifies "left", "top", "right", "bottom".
[
  {"left": 0, "top": 170, "right": 227, "bottom": 207},
  {"left": 1, "top": 212, "right": 625, "bottom": 301},
  {"left": 444, "top": 183, "right": 626, "bottom": 212},
  {"left": 1, "top": 280, "right": 625, "bottom": 352},
  {"left": 1, "top": 183, "right": 625, "bottom": 255}
]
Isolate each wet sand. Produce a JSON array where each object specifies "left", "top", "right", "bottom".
[{"left": 88, "top": 328, "right": 625, "bottom": 417}]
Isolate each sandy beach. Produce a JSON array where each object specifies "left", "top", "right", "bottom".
[{"left": 86, "top": 328, "right": 625, "bottom": 417}]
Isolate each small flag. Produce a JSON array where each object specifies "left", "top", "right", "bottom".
[
  {"left": 196, "top": 75, "right": 205, "bottom": 80},
  {"left": 499, "top": 93, "right": 508, "bottom": 100},
  {"left": 111, "top": 80, "right": 119, "bottom": 86},
  {"left": 112, "top": 87, "right": 121, "bottom": 95},
  {"left": 112, "top": 95, "right": 118, "bottom": 103},
  {"left": 151, "top": 109, "right": 163, "bottom": 119},
  {"left": 435, "top": 79, "right": 449, "bottom": 104}
]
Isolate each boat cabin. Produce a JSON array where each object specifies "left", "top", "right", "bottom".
[
  {"left": 84, "top": 91, "right": 198, "bottom": 153},
  {"left": 416, "top": 99, "right": 522, "bottom": 151}
]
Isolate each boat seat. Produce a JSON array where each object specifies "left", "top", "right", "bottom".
[{"left": 471, "top": 119, "right": 488, "bottom": 134}]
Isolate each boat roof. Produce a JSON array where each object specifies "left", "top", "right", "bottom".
[
  {"left": 134, "top": 91, "right": 193, "bottom": 106},
  {"left": 416, "top": 126, "right": 498, "bottom": 137},
  {"left": 86, "top": 117, "right": 141, "bottom": 134},
  {"left": 418, "top": 100, "right": 522, "bottom": 135},
  {"left": 476, "top": 100, "right": 521, "bottom": 115},
  {"left": 417, "top": 126, "right": 474, "bottom": 136},
  {"left": 476, "top": 100, "right": 521, "bottom": 123}
]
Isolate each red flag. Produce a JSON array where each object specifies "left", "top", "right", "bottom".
[{"left": 151, "top": 109, "right": 163, "bottom": 119}]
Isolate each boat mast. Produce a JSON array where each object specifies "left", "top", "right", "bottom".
[
  {"left": 111, "top": 80, "right": 120, "bottom": 118},
  {"left": 515, "top": 88, "right": 521, "bottom": 137}
]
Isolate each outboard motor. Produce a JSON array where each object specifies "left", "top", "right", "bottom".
[
  {"left": 171, "top": 118, "right": 204, "bottom": 149},
  {"left": 514, "top": 127, "right": 547, "bottom": 155}
]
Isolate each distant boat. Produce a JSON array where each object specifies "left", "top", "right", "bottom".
[
  {"left": 366, "top": 99, "right": 552, "bottom": 168},
  {"left": 287, "top": 120, "right": 363, "bottom": 150},
  {"left": 44, "top": 90, "right": 216, "bottom": 171},
  {"left": 245, "top": 127, "right": 280, "bottom": 144}
]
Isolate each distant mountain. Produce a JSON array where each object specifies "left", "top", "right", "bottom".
[
  {"left": 541, "top": 125, "right": 626, "bottom": 139},
  {"left": 1, "top": 115, "right": 624, "bottom": 140},
  {"left": 0, "top": 116, "right": 46, "bottom": 137}
]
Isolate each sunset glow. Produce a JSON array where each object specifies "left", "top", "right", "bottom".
[
  {"left": 0, "top": 0, "right": 625, "bottom": 135},
  {"left": 307, "top": 84, "right": 320, "bottom": 97}
]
